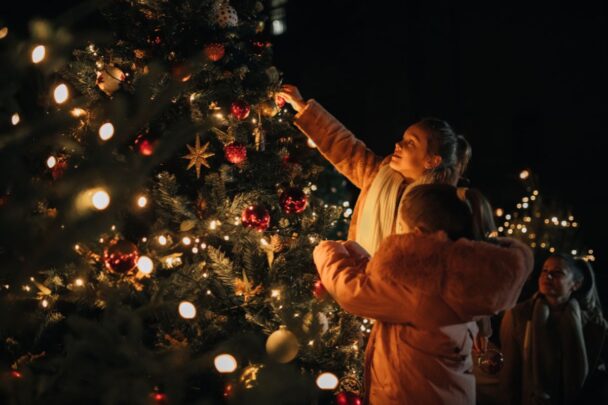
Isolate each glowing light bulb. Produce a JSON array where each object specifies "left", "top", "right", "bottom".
[
  {"left": 0, "top": 27, "right": 8, "bottom": 40},
  {"left": 307, "top": 138, "right": 317, "bottom": 148},
  {"left": 74, "top": 278, "right": 84, "bottom": 287},
  {"left": 31, "top": 45, "right": 46, "bottom": 63},
  {"left": 137, "top": 195, "right": 148, "bottom": 208},
  {"left": 316, "top": 372, "right": 339, "bottom": 390},
  {"left": 46, "top": 156, "right": 57, "bottom": 168},
  {"left": 178, "top": 301, "right": 196, "bottom": 319},
  {"left": 158, "top": 235, "right": 168, "bottom": 246},
  {"left": 70, "top": 108, "right": 87, "bottom": 118},
  {"left": 53, "top": 84, "right": 69, "bottom": 104},
  {"left": 495, "top": 208, "right": 504, "bottom": 217},
  {"left": 136, "top": 256, "right": 153, "bottom": 274},
  {"left": 98, "top": 122, "right": 114, "bottom": 141},
  {"left": 91, "top": 189, "right": 110, "bottom": 210},
  {"left": 11, "top": 113, "right": 20, "bottom": 125},
  {"left": 182, "top": 237, "right": 192, "bottom": 246},
  {"left": 214, "top": 354, "right": 238, "bottom": 373},
  {"left": 519, "top": 170, "right": 530, "bottom": 180}
]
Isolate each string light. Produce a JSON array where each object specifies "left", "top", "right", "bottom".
[
  {"left": 74, "top": 278, "right": 84, "bottom": 287},
  {"left": 98, "top": 122, "right": 114, "bottom": 141},
  {"left": 214, "top": 354, "right": 238, "bottom": 373},
  {"left": 158, "top": 235, "right": 168, "bottom": 246},
  {"left": 31, "top": 45, "right": 46, "bottom": 63},
  {"left": 11, "top": 113, "right": 20, "bottom": 125},
  {"left": 91, "top": 189, "right": 110, "bottom": 210},
  {"left": 137, "top": 256, "right": 154, "bottom": 274},
  {"left": 53, "top": 84, "right": 69, "bottom": 104},
  {"left": 182, "top": 237, "right": 192, "bottom": 246},
  {"left": 316, "top": 372, "right": 339, "bottom": 390},
  {"left": 41, "top": 299, "right": 49, "bottom": 308},
  {"left": 70, "top": 107, "right": 87, "bottom": 118},
  {"left": 46, "top": 156, "right": 57, "bottom": 168},
  {"left": 137, "top": 195, "right": 148, "bottom": 208},
  {"left": 178, "top": 301, "right": 196, "bottom": 319},
  {"left": 520, "top": 170, "right": 530, "bottom": 180}
]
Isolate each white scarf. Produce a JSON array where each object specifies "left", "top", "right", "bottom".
[{"left": 356, "top": 165, "right": 405, "bottom": 255}]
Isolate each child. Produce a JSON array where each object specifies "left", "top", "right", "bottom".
[
  {"left": 277, "top": 85, "right": 471, "bottom": 255},
  {"left": 313, "top": 184, "right": 533, "bottom": 404},
  {"left": 500, "top": 254, "right": 608, "bottom": 405}
]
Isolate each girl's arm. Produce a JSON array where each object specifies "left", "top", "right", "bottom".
[
  {"left": 312, "top": 240, "right": 415, "bottom": 323},
  {"left": 278, "top": 85, "right": 383, "bottom": 189}
]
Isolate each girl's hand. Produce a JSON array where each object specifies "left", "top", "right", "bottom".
[{"left": 276, "top": 84, "right": 307, "bottom": 112}]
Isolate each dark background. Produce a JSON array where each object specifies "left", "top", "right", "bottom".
[{"left": 7, "top": 1, "right": 608, "bottom": 276}]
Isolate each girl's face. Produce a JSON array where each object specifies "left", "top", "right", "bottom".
[
  {"left": 389, "top": 122, "right": 442, "bottom": 180},
  {"left": 538, "top": 257, "right": 581, "bottom": 302}
]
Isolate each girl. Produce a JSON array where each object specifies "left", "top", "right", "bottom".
[
  {"left": 500, "top": 254, "right": 608, "bottom": 405},
  {"left": 313, "top": 184, "right": 534, "bottom": 404},
  {"left": 277, "top": 85, "right": 472, "bottom": 255}
]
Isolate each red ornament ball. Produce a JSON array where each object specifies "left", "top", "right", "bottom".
[
  {"left": 478, "top": 349, "right": 504, "bottom": 375},
  {"left": 230, "top": 100, "right": 251, "bottom": 120},
  {"left": 275, "top": 95, "right": 286, "bottom": 108},
  {"left": 103, "top": 239, "right": 139, "bottom": 274},
  {"left": 241, "top": 205, "right": 271, "bottom": 232},
  {"left": 313, "top": 279, "right": 328, "bottom": 300},
  {"left": 335, "top": 391, "right": 362, "bottom": 405},
  {"left": 279, "top": 187, "right": 308, "bottom": 214},
  {"left": 50, "top": 157, "right": 68, "bottom": 180},
  {"left": 224, "top": 142, "right": 247, "bottom": 164},
  {"left": 134, "top": 133, "right": 157, "bottom": 156},
  {"left": 204, "top": 43, "right": 225, "bottom": 62}
]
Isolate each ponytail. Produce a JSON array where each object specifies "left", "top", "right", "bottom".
[{"left": 460, "top": 188, "right": 497, "bottom": 241}]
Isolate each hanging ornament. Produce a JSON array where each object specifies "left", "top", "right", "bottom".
[
  {"left": 256, "top": 20, "right": 265, "bottom": 33},
  {"left": 134, "top": 133, "right": 157, "bottom": 156},
  {"left": 224, "top": 142, "right": 247, "bottom": 164},
  {"left": 240, "top": 364, "right": 264, "bottom": 389},
  {"left": 230, "top": 100, "right": 251, "bottom": 120},
  {"left": 279, "top": 187, "right": 308, "bottom": 214},
  {"left": 204, "top": 43, "right": 225, "bottom": 62},
  {"left": 266, "top": 326, "right": 299, "bottom": 363},
  {"left": 196, "top": 196, "right": 208, "bottom": 219},
  {"left": 96, "top": 66, "right": 126, "bottom": 96},
  {"left": 259, "top": 100, "right": 279, "bottom": 117},
  {"left": 149, "top": 387, "right": 168, "bottom": 404},
  {"left": 335, "top": 391, "right": 363, "bottom": 405},
  {"left": 339, "top": 375, "right": 363, "bottom": 396},
  {"left": 214, "top": 1, "right": 239, "bottom": 28},
  {"left": 241, "top": 205, "right": 271, "bottom": 232},
  {"left": 103, "top": 239, "right": 139, "bottom": 275},
  {"left": 313, "top": 279, "right": 328, "bottom": 300},
  {"left": 253, "top": 124, "right": 265, "bottom": 151},
  {"left": 478, "top": 349, "right": 504, "bottom": 375},
  {"left": 182, "top": 135, "right": 215, "bottom": 179},
  {"left": 49, "top": 156, "right": 68, "bottom": 180},
  {"left": 233, "top": 270, "right": 264, "bottom": 302},
  {"left": 302, "top": 311, "right": 329, "bottom": 335}
]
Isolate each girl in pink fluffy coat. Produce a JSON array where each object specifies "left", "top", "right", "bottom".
[{"left": 313, "top": 184, "right": 534, "bottom": 405}]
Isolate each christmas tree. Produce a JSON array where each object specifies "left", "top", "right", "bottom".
[{"left": 0, "top": 1, "right": 363, "bottom": 403}]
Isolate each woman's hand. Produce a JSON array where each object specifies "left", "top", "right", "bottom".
[{"left": 276, "top": 84, "right": 307, "bottom": 112}]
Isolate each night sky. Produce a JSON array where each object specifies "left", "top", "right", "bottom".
[{"left": 7, "top": 1, "right": 608, "bottom": 274}]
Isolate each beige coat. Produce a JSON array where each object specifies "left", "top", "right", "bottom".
[
  {"left": 294, "top": 99, "right": 393, "bottom": 241},
  {"left": 313, "top": 232, "right": 534, "bottom": 405}
]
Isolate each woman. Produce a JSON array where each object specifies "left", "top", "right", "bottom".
[{"left": 500, "top": 254, "right": 608, "bottom": 404}]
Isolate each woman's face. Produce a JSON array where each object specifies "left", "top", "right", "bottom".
[
  {"left": 538, "top": 257, "right": 581, "bottom": 301},
  {"left": 389, "top": 122, "right": 441, "bottom": 180}
]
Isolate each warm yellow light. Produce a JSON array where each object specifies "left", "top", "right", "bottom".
[
  {"left": 0, "top": 27, "right": 8, "bottom": 40},
  {"left": 53, "top": 84, "right": 69, "bottom": 104},
  {"left": 137, "top": 256, "right": 154, "bottom": 274},
  {"left": 91, "top": 189, "right": 110, "bottom": 210},
  {"left": 70, "top": 108, "right": 87, "bottom": 118},
  {"left": 31, "top": 45, "right": 46, "bottom": 63},
  {"left": 519, "top": 170, "right": 530, "bottom": 180},
  {"left": 158, "top": 235, "right": 168, "bottom": 246},
  {"left": 182, "top": 237, "right": 192, "bottom": 246},
  {"left": 41, "top": 299, "right": 49, "bottom": 308},
  {"left": 74, "top": 278, "right": 84, "bottom": 287},
  {"left": 137, "top": 195, "right": 148, "bottom": 208},
  {"left": 178, "top": 301, "right": 196, "bottom": 319},
  {"left": 214, "top": 354, "right": 238, "bottom": 373},
  {"left": 11, "top": 113, "right": 20, "bottom": 125},
  {"left": 307, "top": 138, "right": 317, "bottom": 148},
  {"left": 316, "top": 372, "right": 339, "bottom": 390},
  {"left": 45, "top": 156, "right": 57, "bottom": 169},
  {"left": 98, "top": 122, "right": 114, "bottom": 141}
]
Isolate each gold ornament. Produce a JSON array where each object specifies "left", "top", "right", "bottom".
[
  {"left": 339, "top": 374, "right": 363, "bottom": 395},
  {"left": 234, "top": 270, "right": 263, "bottom": 302},
  {"left": 266, "top": 326, "right": 299, "bottom": 363},
  {"left": 96, "top": 66, "right": 125, "bottom": 96},
  {"left": 240, "top": 364, "right": 264, "bottom": 389},
  {"left": 259, "top": 100, "right": 279, "bottom": 117},
  {"left": 182, "top": 135, "right": 215, "bottom": 178}
]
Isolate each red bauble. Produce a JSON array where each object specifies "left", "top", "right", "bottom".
[
  {"left": 230, "top": 100, "right": 251, "bottom": 120},
  {"left": 335, "top": 392, "right": 362, "bottom": 405},
  {"left": 313, "top": 279, "right": 328, "bottom": 300},
  {"left": 275, "top": 95, "right": 286, "bottom": 108},
  {"left": 204, "top": 43, "right": 225, "bottom": 62},
  {"left": 134, "top": 133, "right": 157, "bottom": 156},
  {"left": 103, "top": 239, "right": 139, "bottom": 274},
  {"left": 241, "top": 205, "right": 271, "bottom": 232},
  {"left": 224, "top": 142, "right": 247, "bottom": 164},
  {"left": 279, "top": 187, "right": 308, "bottom": 214},
  {"left": 50, "top": 158, "right": 68, "bottom": 180},
  {"left": 150, "top": 391, "right": 168, "bottom": 404}
]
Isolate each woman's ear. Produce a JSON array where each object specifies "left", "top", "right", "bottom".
[{"left": 424, "top": 155, "right": 442, "bottom": 170}]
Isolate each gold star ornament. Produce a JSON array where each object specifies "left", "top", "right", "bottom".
[{"left": 182, "top": 135, "right": 215, "bottom": 178}]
